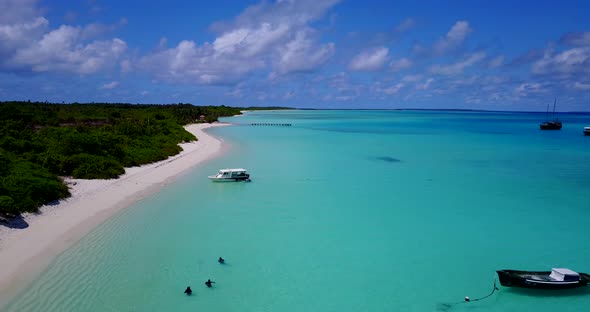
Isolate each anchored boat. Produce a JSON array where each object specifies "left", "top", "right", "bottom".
[
  {"left": 208, "top": 168, "right": 251, "bottom": 182},
  {"left": 539, "top": 98, "right": 562, "bottom": 130},
  {"left": 584, "top": 127, "right": 590, "bottom": 136},
  {"left": 497, "top": 268, "right": 590, "bottom": 289}
]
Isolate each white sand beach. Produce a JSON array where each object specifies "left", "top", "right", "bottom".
[{"left": 0, "top": 123, "right": 229, "bottom": 305}]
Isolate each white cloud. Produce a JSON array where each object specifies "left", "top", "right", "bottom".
[
  {"left": 430, "top": 51, "right": 486, "bottom": 75},
  {"left": 395, "top": 18, "right": 415, "bottom": 33},
  {"left": 0, "top": 17, "right": 48, "bottom": 53},
  {"left": 532, "top": 47, "right": 590, "bottom": 76},
  {"left": 0, "top": 0, "right": 127, "bottom": 74},
  {"left": 433, "top": 21, "right": 472, "bottom": 55},
  {"left": 402, "top": 74, "right": 422, "bottom": 82},
  {"left": 389, "top": 57, "right": 412, "bottom": 71},
  {"left": 349, "top": 47, "right": 389, "bottom": 71},
  {"left": 0, "top": 0, "right": 41, "bottom": 24},
  {"left": 488, "top": 55, "right": 505, "bottom": 68},
  {"left": 514, "top": 82, "right": 545, "bottom": 96},
  {"left": 100, "top": 81, "right": 119, "bottom": 89},
  {"left": 120, "top": 59, "right": 132, "bottom": 73},
  {"left": 455, "top": 75, "right": 480, "bottom": 86},
  {"left": 212, "top": 28, "right": 249, "bottom": 53},
  {"left": 13, "top": 25, "right": 127, "bottom": 74},
  {"left": 214, "top": 23, "right": 290, "bottom": 57},
  {"left": 572, "top": 82, "right": 590, "bottom": 91},
  {"left": 158, "top": 37, "right": 168, "bottom": 49},
  {"left": 211, "top": 0, "right": 339, "bottom": 31},
  {"left": 140, "top": 40, "right": 262, "bottom": 84},
  {"left": 227, "top": 86, "right": 244, "bottom": 98},
  {"left": 80, "top": 18, "right": 127, "bottom": 40},
  {"left": 275, "top": 30, "right": 335, "bottom": 74},
  {"left": 416, "top": 78, "right": 434, "bottom": 90},
  {"left": 283, "top": 91, "right": 295, "bottom": 99},
  {"left": 377, "top": 82, "right": 405, "bottom": 95},
  {"left": 139, "top": 0, "right": 338, "bottom": 84},
  {"left": 560, "top": 32, "right": 590, "bottom": 47},
  {"left": 322, "top": 71, "right": 363, "bottom": 98}
]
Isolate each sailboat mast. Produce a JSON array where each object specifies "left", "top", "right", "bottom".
[{"left": 553, "top": 98, "right": 558, "bottom": 121}]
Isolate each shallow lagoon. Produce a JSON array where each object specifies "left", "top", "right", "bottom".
[{"left": 6, "top": 110, "right": 590, "bottom": 311}]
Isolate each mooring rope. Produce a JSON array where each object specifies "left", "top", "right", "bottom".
[
  {"left": 436, "top": 277, "right": 499, "bottom": 311},
  {"left": 469, "top": 278, "right": 499, "bottom": 302}
]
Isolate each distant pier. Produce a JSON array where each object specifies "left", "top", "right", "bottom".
[{"left": 249, "top": 123, "right": 292, "bottom": 126}]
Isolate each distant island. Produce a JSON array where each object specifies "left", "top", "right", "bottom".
[{"left": 0, "top": 101, "right": 290, "bottom": 220}]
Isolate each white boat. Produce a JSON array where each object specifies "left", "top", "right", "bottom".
[
  {"left": 584, "top": 127, "right": 590, "bottom": 136},
  {"left": 208, "top": 168, "right": 251, "bottom": 182}
]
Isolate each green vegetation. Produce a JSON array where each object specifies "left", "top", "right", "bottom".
[{"left": 0, "top": 101, "right": 243, "bottom": 216}]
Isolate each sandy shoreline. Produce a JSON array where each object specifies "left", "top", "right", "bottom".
[{"left": 0, "top": 122, "right": 229, "bottom": 306}]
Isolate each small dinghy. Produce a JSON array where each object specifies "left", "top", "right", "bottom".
[{"left": 497, "top": 268, "right": 590, "bottom": 289}]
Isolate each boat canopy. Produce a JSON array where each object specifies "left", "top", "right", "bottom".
[
  {"left": 550, "top": 268, "right": 580, "bottom": 281},
  {"left": 218, "top": 168, "right": 247, "bottom": 173}
]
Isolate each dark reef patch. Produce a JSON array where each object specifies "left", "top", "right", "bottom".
[{"left": 374, "top": 156, "right": 402, "bottom": 163}]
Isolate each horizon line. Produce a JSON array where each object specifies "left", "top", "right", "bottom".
[{"left": 2, "top": 100, "right": 590, "bottom": 114}]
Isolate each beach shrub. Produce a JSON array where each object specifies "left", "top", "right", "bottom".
[
  {"left": 67, "top": 154, "right": 125, "bottom": 179},
  {"left": 0, "top": 158, "right": 70, "bottom": 213},
  {"left": 0, "top": 152, "right": 10, "bottom": 176},
  {"left": 0, "top": 196, "right": 16, "bottom": 215},
  {"left": 37, "top": 152, "right": 68, "bottom": 176}
]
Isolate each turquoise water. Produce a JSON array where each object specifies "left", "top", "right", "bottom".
[{"left": 5, "top": 110, "right": 590, "bottom": 311}]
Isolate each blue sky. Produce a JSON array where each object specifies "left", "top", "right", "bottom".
[{"left": 1, "top": 0, "right": 589, "bottom": 111}]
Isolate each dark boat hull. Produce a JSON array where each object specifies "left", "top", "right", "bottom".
[
  {"left": 209, "top": 174, "right": 250, "bottom": 182},
  {"left": 584, "top": 130, "right": 590, "bottom": 136},
  {"left": 497, "top": 270, "right": 590, "bottom": 289},
  {"left": 210, "top": 176, "right": 250, "bottom": 182},
  {"left": 227, "top": 177, "right": 250, "bottom": 181},
  {"left": 540, "top": 122, "right": 562, "bottom": 130}
]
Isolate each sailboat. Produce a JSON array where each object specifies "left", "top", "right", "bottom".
[{"left": 540, "top": 98, "right": 562, "bottom": 130}]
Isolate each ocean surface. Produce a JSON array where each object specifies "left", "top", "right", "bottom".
[{"left": 5, "top": 110, "right": 590, "bottom": 312}]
